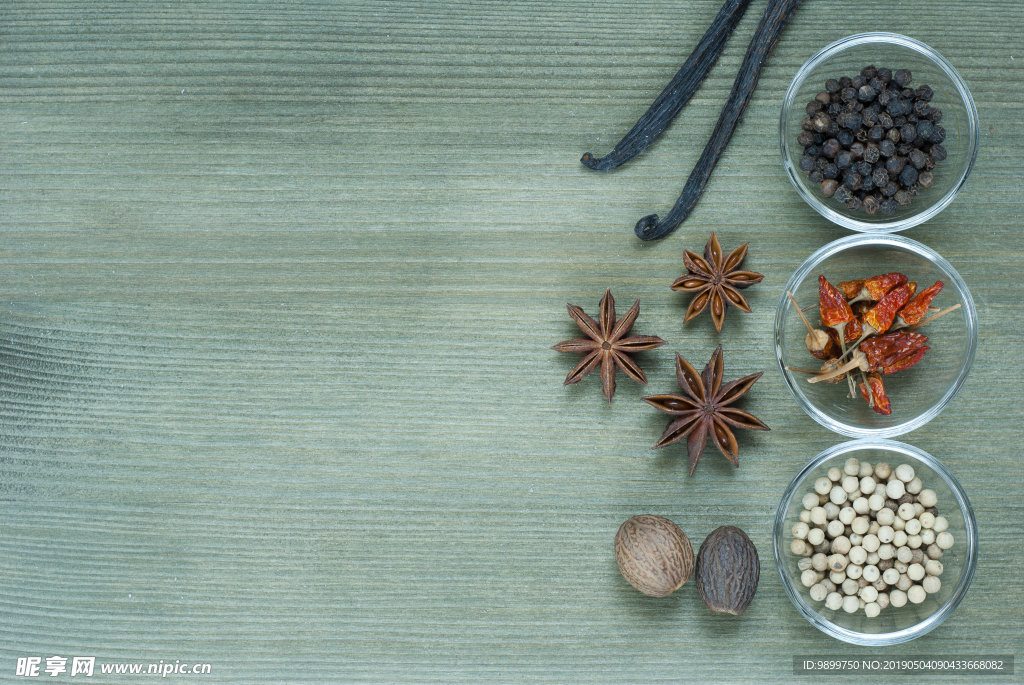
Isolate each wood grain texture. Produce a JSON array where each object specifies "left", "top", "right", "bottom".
[{"left": 1, "top": 1, "right": 1022, "bottom": 682}]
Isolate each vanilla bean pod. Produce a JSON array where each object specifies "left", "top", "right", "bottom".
[
  {"left": 635, "top": 0, "right": 801, "bottom": 241},
  {"left": 580, "top": 0, "right": 753, "bottom": 171}
]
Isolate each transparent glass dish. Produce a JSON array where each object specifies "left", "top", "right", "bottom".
[
  {"left": 774, "top": 439, "right": 977, "bottom": 645},
  {"left": 780, "top": 33, "right": 979, "bottom": 232},
  {"left": 775, "top": 234, "right": 977, "bottom": 438}
]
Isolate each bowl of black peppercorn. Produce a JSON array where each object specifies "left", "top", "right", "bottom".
[{"left": 780, "top": 33, "right": 978, "bottom": 233}]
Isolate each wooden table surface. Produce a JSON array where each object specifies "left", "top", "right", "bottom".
[{"left": 2, "top": 1, "right": 1021, "bottom": 682}]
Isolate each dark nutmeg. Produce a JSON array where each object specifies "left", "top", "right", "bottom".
[
  {"left": 615, "top": 515, "right": 694, "bottom": 598},
  {"left": 695, "top": 525, "right": 760, "bottom": 615}
]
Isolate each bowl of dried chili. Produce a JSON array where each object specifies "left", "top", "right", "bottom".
[
  {"left": 780, "top": 33, "right": 978, "bottom": 232},
  {"left": 775, "top": 234, "right": 977, "bottom": 438}
]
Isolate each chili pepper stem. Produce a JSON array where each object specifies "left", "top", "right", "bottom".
[
  {"left": 807, "top": 355, "right": 865, "bottom": 384},
  {"left": 786, "top": 365, "right": 828, "bottom": 374},
  {"left": 787, "top": 290, "right": 816, "bottom": 334},
  {"left": 832, "top": 321, "right": 858, "bottom": 396},
  {"left": 910, "top": 303, "right": 962, "bottom": 331}
]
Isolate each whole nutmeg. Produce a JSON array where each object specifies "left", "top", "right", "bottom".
[
  {"left": 695, "top": 525, "right": 760, "bottom": 615},
  {"left": 615, "top": 515, "right": 694, "bottom": 597}
]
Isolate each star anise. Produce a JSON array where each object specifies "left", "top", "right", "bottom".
[
  {"left": 643, "top": 345, "right": 768, "bottom": 476},
  {"left": 552, "top": 289, "right": 666, "bottom": 402},
  {"left": 671, "top": 232, "right": 763, "bottom": 332}
]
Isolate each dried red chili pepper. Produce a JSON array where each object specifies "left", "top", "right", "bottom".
[
  {"left": 819, "top": 275, "right": 855, "bottom": 329},
  {"left": 894, "top": 280, "right": 944, "bottom": 328},
  {"left": 838, "top": 278, "right": 865, "bottom": 300},
  {"left": 859, "top": 332, "right": 928, "bottom": 370},
  {"left": 858, "top": 373, "right": 892, "bottom": 415},
  {"left": 845, "top": 272, "right": 908, "bottom": 304},
  {"left": 861, "top": 282, "right": 917, "bottom": 336},
  {"left": 879, "top": 346, "right": 928, "bottom": 375}
]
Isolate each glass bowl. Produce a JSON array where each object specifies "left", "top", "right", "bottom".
[
  {"left": 780, "top": 33, "right": 979, "bottom": 232},
  {"left": 775, "top": 234, "right": 977, "bottom": 438},
  {"left": 773, "top": 439, "right": 977, "bottom": 645}
]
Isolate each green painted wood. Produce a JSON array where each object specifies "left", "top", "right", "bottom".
[{"left": 1, "top": 1, "right": 1021, "bottom": 681}]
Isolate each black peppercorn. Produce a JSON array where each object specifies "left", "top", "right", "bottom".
[
  {"left": 856, "top": 161, "right": 872, "bottom": 177},
  {"left": 801, "top": 117, "right": 814, "bottom": 132},
  {"left": 797, "top": 131, "right": 815, "bottom": 147},
  {"left": 899, "top": 123, "right": 917, "bottom": 143},
  {"left": 821, "top": 138, "right": 841, "bottom": 158},
  {"left": 908, "top": 149, "right": 928, "bottom": 169},
  {"left": 930, "top": 144, "right": 947, "bottom": 162},
  {"left": 839, "top": 76, "right": 853, "bottom": 89},
  {"left": 868, "top": 125, "right": 884, "bottom": 142},
  {"left": 885, "top": 155, "right": 906, "bottom": 176},
  {"left": 844, "top": 172, "right": 862, "bottom": 191},
  {"left": 877, "top": 111, "right": 894, "bottom": 129},
  {"left": 898, "top": 165, "right": 919, "bottom": 187},
  {"left": 833, "top": 185, "right": 852, "bottom": 203},
  {"left": 812, "top": 113, "right": 831, "bottom": 133},
  {"left": 799, "top": 155, "right": 816, "bottom": 172},
  {"left": 918, "top": 171, "right": 934, "bottom": 188},
  {"left": 828, "top": 102, "right": 843, "bottom": 117},
  {"left": 849, "top": 142, "right": 865, "bottom": 159},
  {"left": 820, "top": 179, "right": 839, "bottom": 197},
  {"left": 916, "top": 120, "right": 934, "bottom": 140},
  {"left": 877, "top": 67, "right": 892, "bottom": 84},
  {"left": 929, "top": 125, "right": 946, "bottom": 144},
  {"left": 928, "top": 108, "right": 942, "bottom": 124},
  {"left": 861, "top": 65, "right": 877, "bottom": 79},
  {"left": 815, "top": 91, "right": 832, "bottom": 105},
  {"left": 863, "top": 194, "right": 880, "bottom": 214},
  {"left": 894, "top": 190, "right": 912, "bottom": 207},
  {"left": 872, "top": 168, "right": 889, "bottom": 188},
  {"left": 883, "top": 181, "right": 898, "bottom": 197},
  {"left": 900, "top": 87, "right": 914, "bottom": 99},
  {"left": 809, "top": 169, "right": 824, "bottom": 184},
  {"left": 896, "top": 142, "right": 914, "bottom": 157},
  {"left": 907, "top": 183, "right": 919, "bottom": 196},
  {"left": 846, "top": 196, "right": 862, "bottom": 211},
  {"left": 860, "top": 175, "right": 874, "bottom": 192},
  {"left": 854, "top": 128, "right": 868, "bottom": 143},
  {"left": 863, "top": 144, "right": 880, "bottom": 164},
  {"left": 880, "top": 198, "right": 899, "bottom": 215},
  {"left": 852, "top": 75, "right": 867, "bottom": 90},
  {"left": 806, "top": 101, "right": 822, "bottom": 116},
  {"left": 886, "top": 127, "right": 901, "bottom": 144},
  {"left": 840, "top": 87, "right": 857, "bottom": 103},
  {"left": 878, "top": 139, "right": 896, "bottom": 158},
  {"left": 805, "top": 144, "right": 822, "bottom": 158},
  {"left": 822, "top": 163, "right": 838, "bottom": 179},
  {"left": 837, "top": 128, "right": 856, "bottom": 147},
  {"left": 858, "top": 85, "right": 877, "bottom": 102},
  {"left": 869, "top": 77, "right": 886, "bottom": 92},
  {"left": 835, "top": 150, "right": 853, "bottom": 169},
  {"left": 825, "top": 78, "right": 840, "bottom": 93}
]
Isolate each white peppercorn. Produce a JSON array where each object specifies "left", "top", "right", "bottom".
[
  {"left": 920, "top": 529, "right": 935, "bottom": 546},
  {"left": 807, "top": 528, "right": 826, "bottom": 546},
  {"left": 876, "top": 507, "right": 895, "bottom": 526},
  {"left": 791, "top": 539, "right": 809, "bottom": 555},
  {"left": 830, "top": 486, "right": 848, "bottom": 505},
  {"left": 828, "top": 553, "right": 849, "bottom": 571},
  {"left": 872, "top": 578, "right": 888, "bottom": 592},
  {"left": 897, "top": 573, "right": 912, "bottom": 591},
  {"left": 843, "top": 595, "right": 860, "bottom": 613},
  {"left": 822, "top": 579, "right": 837, "bottom": 594},
  {"left": 825, "top": 591, "right": 844, "bottom": 610},
  {"left": 852, "top": 496, "right": 870, "bottom": 515},
  {"left": 810, "top": 506, "right": 828, "bottom": 525},
  {"left": 849, "top": 546, "right": 868, "bottom": 566},
  {"left": 827, "top": 520, "right": 845, "bottom": 538},
  {"left": 824, "top": 502, "right": 841, "bottom": 520},
  {"left": 889, "top": 589, "right": 908, "bottom": 607},
  {"left": 858, "top": 577, "right": 869, "bottom": 589},
  {"left": 800, "top": 509, "right": 811, "bottom": 524},
  {"left": 913, "top": 503, "right": 925, "bottom": 517},
  {"left": 842, "top": 475, "right": 860, "bottom": 494},
  {"left": 922, "top": 575, "right": 941, "bottom": 595},
  {"left": 846, "top": 564, "right": 863, "bottom": 580},
  {"left": 812, "top": 553, "right": 829, "bottom": 571},
  {"left": 926, "top": 544, "right": 943, "bottom": 560},
  {"left": 877, "top": 525, "right": 895, "bottom": 544},
  {"left": 917, "top": 489, "right": 937, "bottom": 507},
  {"left": 908, "top": 585, "right": 926, "bottom": 604},
  {"left": 907, "top": 534, "right": 922, "bottom": 550},
  {"left": 860, "top": 585, "right": 878, "bottom": 603},
  {"left": 861, "top": 534, "right": 880, "bottom": 553},
  {"left": 885, "top": 479, "right": 905, "bottom": 499},
  {"left": 906, "top": 476, "right": 922, "bottom": 494},
  {"left": 859, "top": 476, "right": 876, "bottom": 495},
  {"left": 866, "top": 551, "right": 880, "bottom": 566},
  {"left": 894, "top": 560, "right": 909, "bottom": 574},
  {"left": 874, "top": 462, "right": 891, "bottom": 480},
  {"left": 904, "top": 518, "right": 922, "bottom": 535},
  {"left": 867, "top": 494, "right": 885, "bottom": 511},
  {"left": 844, "top": 458, "right": 860, "bottom": 476},
  {"left": 814, "top": 476, "right": 833, "bottom": 495},
  {"left": 895, "top": 464, "right": 915, "bottom": 482},
  {"left": 839, "top": 506, "right": 856, "bottom": 525},
  {"left": 910, "top": 549, "right": 925, "bottom": 565},
  {"left": 830, "top": 570, "right": 846, "bottom": 584},
  {"left": 801, "top": 569, "right": 819, "bottom": 587},
  {"left": 933, "top": 516, "right": 949, "bottom": 533},
  {"left": 898, "top": 502, "right": 916, "bottom": 521},
  {"left": 896, "top": 546, "right": 913, "bottom": 564},
  {"left": 892, "top": 518, "right": 905, "bottom": 533},
  {"left": 859, "top": 461, "right": 874, "bottom": 478},
  {"left": 876, "top": 592, "right": 890, "bottom": 610},
  {"left": 936, "top": 531, "right": 954, "bottom": 550},
  {"left": 925, "top": 559, "right": 943, "bottom": 576},
  {"left": 851, "top": 516, "right": 870, "bottom": 535},
  {"left": 792, "top": 522, "right": 810, "bottom": 539},
  {"left": 882, "top": 567, "right": 900, "bottom": 585},
  {"left": 828, "top": 466, "right": 843, "bottom": 482},
  {"left": 858, "top": 597, "right": 866, "bottom": 610},
  {"left": 893, "top": 530, "right": 908, "bottom": 548},
  {"left": 919, "top": 511, "right": 935, "bottom": 529},
  {"left": 877, "top": 543, "right": 895, "bottom": 560},
  {"left": 873, "top": 482, "right": 887, "bottom": 498},
  {"left": 907, "top": 563, "right": 925, "bottom": 581},
  {"left": 842, "top": 578, "right": 860, "bottom": 596},
  {"left": 832, "top": 536, "right": 852, "bottom": 555},
  {"left": 862, "top": 565, "right": 880, "bottom": 583},
  {"left": 864, "top": 601, "right": 881, "bottom": 618},
  {"left": 810, "top": 583, "right": 829, "bottom": 601}
]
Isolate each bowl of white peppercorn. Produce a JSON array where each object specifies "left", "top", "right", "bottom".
[
  {"left": 780, "top": 33, "right": 978, "bottom": 232},
  {"left": 773, "top": 439, "right": 977, "bottom": 645}
]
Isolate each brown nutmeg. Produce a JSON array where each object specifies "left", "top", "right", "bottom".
[
  {"left": 614, "top": 515, "right": 694, "bottom": 598},
  {"left": 695, "top": 525, "right": 760, "bottom": 615}
]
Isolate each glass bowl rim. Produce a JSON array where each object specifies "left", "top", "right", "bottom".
[
  {"left": 772, "top": 438, "right": 978, "bottom": 645},
  {"left": 779, "top": 32, "right": 980, "bottom": 233},
  {"left": 774, "top": 233, "right": 978, "bottom": 438}
]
